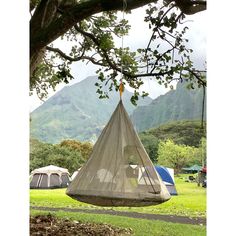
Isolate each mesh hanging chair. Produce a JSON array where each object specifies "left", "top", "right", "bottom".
[{"left": 66, "top": 100, "right": 171, "bottom": 207}]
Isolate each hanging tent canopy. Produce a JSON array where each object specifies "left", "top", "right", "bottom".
[{"left": 66, "top": 101, "right": 171, "bottom": 207}]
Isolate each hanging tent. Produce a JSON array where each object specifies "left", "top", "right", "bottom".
[
  {"left": 30, "top": 165, "right": 70, "bottom": 189},
  {"left": 66, "top": 100, "right": 171, "bottom": 207}
]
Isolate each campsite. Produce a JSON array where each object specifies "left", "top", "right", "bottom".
[
  {"left": 30, "top": 173, "right": 206, "bottom": 235},
  {"left": 29, "top": 137, "right": 207, "bottom": 235}
]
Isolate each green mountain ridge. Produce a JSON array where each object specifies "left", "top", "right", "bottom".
[
  {"left": 131, "top": 81, "right": 206, "bottom": 132},
  {"left": 31, "top": 77, "right": 206, "bottom": 144},
  {"left": 30, "top": 76, "right": 152, "bottom": 143}
]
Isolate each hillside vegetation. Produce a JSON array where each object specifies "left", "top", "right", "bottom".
[
  {"left": 139, "top": 120, "right": 206, "bottom": 164},
  {"left": 30, "top": 76, "right": 152, "bottom": 144},
  {"left": 141, "top": 120, "right": 206, "bottom": 147},
  {"left": 31, "top": 77, "right": 206, "bottom": 144},
  {"left": 131, "top": 81, "right": 206, "bottom": 132},
  {"left": 30, "top": 120, "right": 206, "bottom": 172}
]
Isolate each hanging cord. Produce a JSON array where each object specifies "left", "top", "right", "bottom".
[
  {"left": 201, "top": 85, "right": 206, "bottom": 129},
  {"left": 119, "top": 0, "right": 127, "bottom": 100}
]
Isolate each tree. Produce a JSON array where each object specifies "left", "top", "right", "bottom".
[
  {"left": 30, "top": 0, "right": 206, "bottom": 104},
  {"left": 139, "top": 133, "right": 159, "bottom": 163},
  {"left": 30, "top": 139, "right": 85, "bottom": 173},
  {"left": 30, "top": 140, "right": 54, "bottom": 171},
  {"left": 157, "top": 139, "right": 198, "bottom": 173},
  {"left": 47, "top": 145, "right": 84, "bottom": 173},
  {"left": 59, "top": 139, "right": 93, "bottom": 161}
]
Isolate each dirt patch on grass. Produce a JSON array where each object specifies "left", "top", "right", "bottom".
[{"left": 30, "top": 214, "right": 133, "bottom": 236}]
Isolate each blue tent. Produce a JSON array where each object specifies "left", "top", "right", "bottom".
[{"left": 155, "top": 166, "right": 178, "bottom": 195}]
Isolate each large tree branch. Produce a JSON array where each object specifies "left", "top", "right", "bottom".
[
  {"left": 46, "top": 46, "right": 85, "bottom": 61},
  {"left": 30, "top": 0, "right": 159, "bottom": 59},
  {"left": 187, "top": 68, "right": 206, "bottom": 86},
  {"left": 175, "top": 0, "right": 206, "bottom": 15},
  {"left": 73, "top": 25, "right": 174, "bottom": 80},
  {"left": 46, "top": 46, "right": 105, "bottom": 66},
  {"left": 73, "top": 25, "right": 206, "bottom": 85},
  {"left": 46, "top": 44, "right": 169, "bottom": 85}
]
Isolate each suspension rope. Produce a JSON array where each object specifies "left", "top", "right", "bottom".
[
  {"left": 201, "top": 85, "right": 206, "bottom": 129},
  {"left": 119, "top": 0, "right": 127, "bottom": 99}
]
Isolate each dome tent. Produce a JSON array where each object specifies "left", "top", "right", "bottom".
[
  {"left": 30, "top": 165, "right": 70, "bottom": 189},
  {"left": 66, "top": 101, "right": 171, "bottom": 207},
  {"left": 155, "top": 166, "right": 178, "bottom": 195}
]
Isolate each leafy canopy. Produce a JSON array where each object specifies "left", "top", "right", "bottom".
[{"left": 30, "top": 0, "right": 206, "bottom": 105}]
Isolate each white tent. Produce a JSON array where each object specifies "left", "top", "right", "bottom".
[
  {"left": 70, "top": 168, "right": 81, "bottom": 181},
  {"left": 66, "top": 101, "right": 170, "bottom": 207},
  {"left": 30, "top": 165, "right": 70, "bottom": 189}
]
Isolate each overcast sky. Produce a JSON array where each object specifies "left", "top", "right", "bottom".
[{"left": 30, "top": 7, "right": 206, "bottom": 112}]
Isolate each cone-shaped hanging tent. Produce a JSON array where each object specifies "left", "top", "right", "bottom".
[{"left": 66, "top": 100, "right": 171, "bottom": 206}]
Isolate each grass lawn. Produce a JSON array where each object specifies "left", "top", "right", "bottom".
[
  {"left": 30, "top": 175, "right": 206, "bottom": 218},
  {"left": 31, "top": 209, "right": 206, "bottom": 236}
]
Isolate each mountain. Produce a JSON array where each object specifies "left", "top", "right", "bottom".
[
  {"left": 130, "top": 81, "right": 206, "bottom": 132},
  {"left": 30, "top": 76, "right": 152, "bottom": 143}
]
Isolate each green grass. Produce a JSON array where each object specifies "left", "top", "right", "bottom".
[
  {"left": 142, "top": 175, "right": 206, "bottom": 217},
  {"left": 31, "top": 209, "right": 206, "bottom": 236},
  {"left": 30, "top": 175, "right": 206, "bottom": 218}
]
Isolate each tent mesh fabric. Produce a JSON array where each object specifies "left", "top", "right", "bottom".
[{"left": 66, "top": 100, "right": 171, "bottom": 206}]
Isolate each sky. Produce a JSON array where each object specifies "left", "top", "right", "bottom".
[{"left": 29, "top": 6, "right": 206, "bottom": 112}]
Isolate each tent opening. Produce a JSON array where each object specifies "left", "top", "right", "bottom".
[{"left": 50, "top": 173, "right": 60, "bottom": 188}]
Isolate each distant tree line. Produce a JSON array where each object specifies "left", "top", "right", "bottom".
[
  {"left": 30, "top": 139, "right": 92, "bottom": 173},
  {"left": 30, "top": 120, "right": 206, "bottom": 174},
  {"left": 139, "top": 120, "right": 206, "bottom": 174}
]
